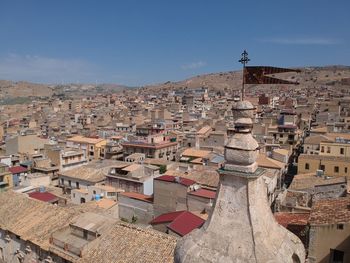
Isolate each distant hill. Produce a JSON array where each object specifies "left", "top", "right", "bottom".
[
  {"left": 0, "top": 80, "right": 53, "bottom": 98},
  {"left": 140, "top": 65, "right": 350, "bottom": 94},
  {"left": 1, "top": 65, "right": 350, "bottom": 102}
]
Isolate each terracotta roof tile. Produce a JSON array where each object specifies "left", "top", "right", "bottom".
[
  {"left": 309, "top": 196, "right": 350, "bottom": 225},
  {"left": 188, "top": 189, "right": 216, "bottom": 199},
  {"left": 274, "top": 212, "right": 310, "bottom": 227}
]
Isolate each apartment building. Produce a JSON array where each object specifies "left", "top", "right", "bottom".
[{"left": 66, "top": 135, "right": 106, "bottom": 161}]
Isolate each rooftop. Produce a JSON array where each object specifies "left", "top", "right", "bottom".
[
  {"left": 78, "top": 223, "right": 177, "bottom": 263},
  {"left": 165, "top": 167, "right": 219, "bottom": 188},
  {"left": 290, "top": 173, "right": 346, "bottom": 190},
  {"left": 28, "top": 191, "right": 59, "bottom": 203},
  {"left": 181, "top": 148, "right": 211, "bottom": 158},
  {"left": 59, "top": 160, "right": 117, "bottom": 183},
  {"left": 274, "top": 212, "right": 310, "bottom": 227},
  {"left": 67, "top": 135, "right": 105, "bottom": 145},
  {"left": 8, "top": 166, "right": 28, "bottom": 174},
  {"left": 257, "top": 154, "right": 285, "bottom": 169},
  {"left": 150, "top": 211, "right": 205, "bottom": 237},
  {"left": 0, "top": 191, "right": 80, "bottom": 250},
  {"left": 309, "top": 197, "right": 350, "bottom": 225},
  {"left": 155, "top": 175, "right": 196, "bottom": 187},
  {"left": 188, "top": 189, "right": 216, "bottom": 199},
  {"left": 119, "top": 192, "right": 153, "bottom": 203}
]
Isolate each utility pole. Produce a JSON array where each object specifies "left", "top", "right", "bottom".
[{"left": 238, "top": 50, "right": 250, "bottom": 101}]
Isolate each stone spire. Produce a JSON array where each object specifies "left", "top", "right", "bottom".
[{"left": 174, "top": 101, "right": 305, "bottom": 263}]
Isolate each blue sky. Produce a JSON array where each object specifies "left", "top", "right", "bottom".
[{"left": 0, "top": 0, "right": 349, "bottom": 86}]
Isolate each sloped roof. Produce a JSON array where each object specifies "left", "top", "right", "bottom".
[
  {"left": 273, "top": 148, "right": 289, "bottom": 156},
  {"left": 155, "top": 175, "right": 196, "bottom": 187},
  {"left": 150, "top": 211, "right": 185, "bottom": 224},
  {"left": 257, "top": 154, "right": 285, "bottom": 169},
  {"left": 167, "top": 211, "right": 205, "bottom": 237},
  {"left": 197, "top": 126, "right": 211, "bottom": 135},
  {"left": 274, "top": 212, "right": 310, "bottom": 227},
  {"left": 67, "top": 135, "right": 105, "bottom": 145},
  {"left": 188, "top": 189, "right": 216, "bottom": 199},
  {"left": 8, "top": 166, "right": 27, "bottom": 174},
  {"left": 28, "top": 192, "right": 58, "bottom": 203},
  {"left": 0, "top": 191, "right": 80, "bottom": 250},
  {"left": 304, "top": 135, "right": 332, "bottom": 145},
  {"left": 120, "top": 192, "right": 153, "bottom": 203},
  {"left": 59, "top": 161, "right": 117, "bottom": 183},
  {"left": 309, "top": 197, "right": 350, "bottom": 225},
  {"left": 290, "top": 174, "right": 346, "bottom": 190},
  {"left": 165, "top": 166, "right": 219, "bottom": 189},
  {"left": 122, "top": 163, "right": 142, "bottom": 172},
  {"left": 78, "top": 223, "right": 177, "bottom": 263},
  {"left": 150, "top": 211, "right": 205, "bottom": 237},
  {"left": 182, "top": 148, "right": 211, "bottom": 158}
]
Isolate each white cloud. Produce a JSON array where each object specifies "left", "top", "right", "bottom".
[
  {"left": 258, "top": 37, "right": 341, "bottom": 45},
  {"left": 181, "top": 61, "right": 207, "bottom": 70},
  {"left": 0, "top": 53, "right": 97, "bottom": 83}
]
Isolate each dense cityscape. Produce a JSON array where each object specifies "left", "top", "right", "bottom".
[{"left": 1, "top": 1, "right": 350, "bottom": 262}]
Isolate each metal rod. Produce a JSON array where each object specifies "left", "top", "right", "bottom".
[{"left": 238, "top": 50, "right": 250, "bottom": 101}]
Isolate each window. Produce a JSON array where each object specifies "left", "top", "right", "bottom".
[
  {"left": 330, "top": 249, "right": 344, "bottom": 263},
  {"left": 76, "top": 182, "right": 80, "bottom": 189},
  {"left": 327, "top": 147, "right": 331, "bottom": 153},
  {"left": 334, "top": 166, "right": 339, "bottom": 173},
  {"left": 340, "top": 148, "right": 345, "bottom": 155},
  {"left": 346, "top": 167, "right": 348, "bottom": 173},
  {"left": 321, "top": 146, "right": 324, "bottom": 153},
  {"left": 320, "top": 165, "right": 325, "bottom": 171},
  {"left": 337, "top": 224, "right": 344, "bottom": 230},
  {"left": 305, "top": 163, "right": 310, "bottom": 170},
  {"left": 68, "top": 180, "right": 71, "bottom": 187}
]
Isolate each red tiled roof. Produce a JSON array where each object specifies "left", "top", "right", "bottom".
[
  {"left": 28, "top": 192, "right": 58, "bottom": 203},
  {"left": 188, "top": 189, "right": 216, "bottom": 199},
  {"left": 8, "top": 166, "right": 27, "bottom": 174},
  {"left": 150, "top": 211, "right": 205, "bottom": 237},
  {"left": 119, "top": 192, "right": 153, "bottom": 203},
  {"left": 274, "top": 212, "right": 309, "bottom": 227},
  {"left": 155, "top": 175, "right": 196, "bottom": 187},
  {"left": 167, "top": 211, "right": 205, "bottom": 236},
  {"left": 150, "top": 211, "right": 185, "bottom": 225}
]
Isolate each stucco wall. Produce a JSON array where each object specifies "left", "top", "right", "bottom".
[
  {"left": 308, "top": 223, "right": 350, "bottom": 263},
  {"left": 118, "top": 195, "right": 154, "bottom": 224}
]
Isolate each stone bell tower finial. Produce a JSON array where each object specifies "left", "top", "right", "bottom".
[{"left": 174, "top": 99, "right": 305, "bottom": 263}]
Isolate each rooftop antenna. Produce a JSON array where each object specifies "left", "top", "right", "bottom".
[{"left": 238, "top": 50, "right": 250, "bottom": 101}]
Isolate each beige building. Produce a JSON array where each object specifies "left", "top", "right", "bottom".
[
  {"left": 122, "top": 138, "right": 178, "bottom": 160},
  {"left": 66, "top": 135, "right": 107, "bottom": 161},
  {"left": 153, "top": 175, "right": 196, "bottom": 217},
  {"left": 298, "top": 154, "right": 350, "bottom": 177},
  {"left": 45, "top": 144, "right": 87, "bottom": 171},
  {"left": 5, "top": 131, "right": 48, "bottom": 156},
  {"left": 319, "top": 140, "right": 350, "bottom": 158}
]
